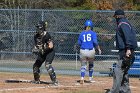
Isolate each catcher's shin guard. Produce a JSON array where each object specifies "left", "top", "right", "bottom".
[{"left": 47, "top": 65, "right": 57, "bottom": 83}]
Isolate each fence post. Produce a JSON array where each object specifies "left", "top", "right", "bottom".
[
  {"left": 41, "top": 10, "right": 44, "bottom": 21},
  {"left": 76, "top": 49, "right": 78, "bottom": 70}
]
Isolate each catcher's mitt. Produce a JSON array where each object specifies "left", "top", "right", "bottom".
[{"left": 32, "top": 46, "right": 44, "bottom": 55}]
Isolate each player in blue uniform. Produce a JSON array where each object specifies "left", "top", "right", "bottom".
[{"left": 78, "top": 20, "right": 101, "bottom": 84}]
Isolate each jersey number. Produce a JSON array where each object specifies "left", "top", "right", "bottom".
[{"left": 83, "top": 34, "right": 91, "bottom": 42}]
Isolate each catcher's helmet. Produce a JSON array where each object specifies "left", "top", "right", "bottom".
[
  {"left": 36, "top": 21, "right": 47, "bottom": 30},
  {"left": 84, "top": 20, "right": 94, "bottom": 29}
]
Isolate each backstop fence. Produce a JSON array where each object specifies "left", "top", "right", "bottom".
[{"left": 0, "top": 9, "right": 140, "bottom": 77}]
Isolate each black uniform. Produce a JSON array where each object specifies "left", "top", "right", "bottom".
[
  {"left": 107, "top": 9, "right": 137, "bottom": 93},
  {"left": 32, "top": 21, "right": 57, "bottom": 84}
]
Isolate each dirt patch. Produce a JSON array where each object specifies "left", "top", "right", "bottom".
[{"left": 0, "top": 72, "right": 139, "bottom": 93}]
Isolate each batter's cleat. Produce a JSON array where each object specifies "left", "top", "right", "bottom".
[
  {"left": 80, "top": 80, "right": 84, "bottom": 84},
  {"left": 89, "top": 78, "right": 95, "bottom": 83},
  {"left": 32, "top": 80, "right": 41, "bottom": 84}
]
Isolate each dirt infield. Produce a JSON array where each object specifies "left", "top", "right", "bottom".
[{"left": 0, "top": 72, "right": 139, "bottom": 93}]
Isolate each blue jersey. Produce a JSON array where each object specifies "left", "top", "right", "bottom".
[{"left": 78, "top": 30, "right": 98, "bottom": 49}]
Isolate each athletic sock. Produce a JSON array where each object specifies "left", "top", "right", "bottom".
[
  {"left": 89, "top": 69, "right": 93, "bottom": 77},
  {"left": 80, "top": 66, "right": 86, "bottom": 78}
]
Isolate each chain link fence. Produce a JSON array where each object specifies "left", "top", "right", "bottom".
[{"left": 0, "top": 9, "right": 140, "bottom": 77}]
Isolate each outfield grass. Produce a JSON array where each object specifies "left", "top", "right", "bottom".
[{"left": 0, "top": 59, "right": 116, "bottom": 74}]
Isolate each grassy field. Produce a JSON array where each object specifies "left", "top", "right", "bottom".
[{"left": 0, "top": 59, "right": 116, "bottom": 72}]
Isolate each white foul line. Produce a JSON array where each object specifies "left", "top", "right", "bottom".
[{"left": 0, "top": 85, "right": 81, "bottom": 92}]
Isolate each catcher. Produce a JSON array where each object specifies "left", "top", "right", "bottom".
[{"left": 32, "top": 21, "right": 58, "bottom": 85}]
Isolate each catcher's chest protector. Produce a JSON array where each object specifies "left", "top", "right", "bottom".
[
  {"left": 36, "top": 32, "right": 47, "bottom": 46},
  {"left": 36, "top": 35, "right": 44, "bottom": 50},
  {"left": 36, "top": 37, "right": 43, "bottom": 45}
]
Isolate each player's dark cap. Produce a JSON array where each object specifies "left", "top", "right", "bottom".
[{"left": 113, "top": 9, "right": 125, "bottom": 17}]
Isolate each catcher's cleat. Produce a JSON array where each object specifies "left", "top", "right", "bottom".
[
  {"left": 52, "top": 80, "right": 58, "bottom": 86},
  {"left": 105, "top": 89, "right": 111, "bottom": 93},
  {"left": 32, "top": 80, "right": 41, "bottom": 84},
  {"left": 80, "top": 80, "right": 84, "bottom": 84}
]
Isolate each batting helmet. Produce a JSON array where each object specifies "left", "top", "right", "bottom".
[{"left": 84, "top": 20, "right": 94, "bottom": 29}]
